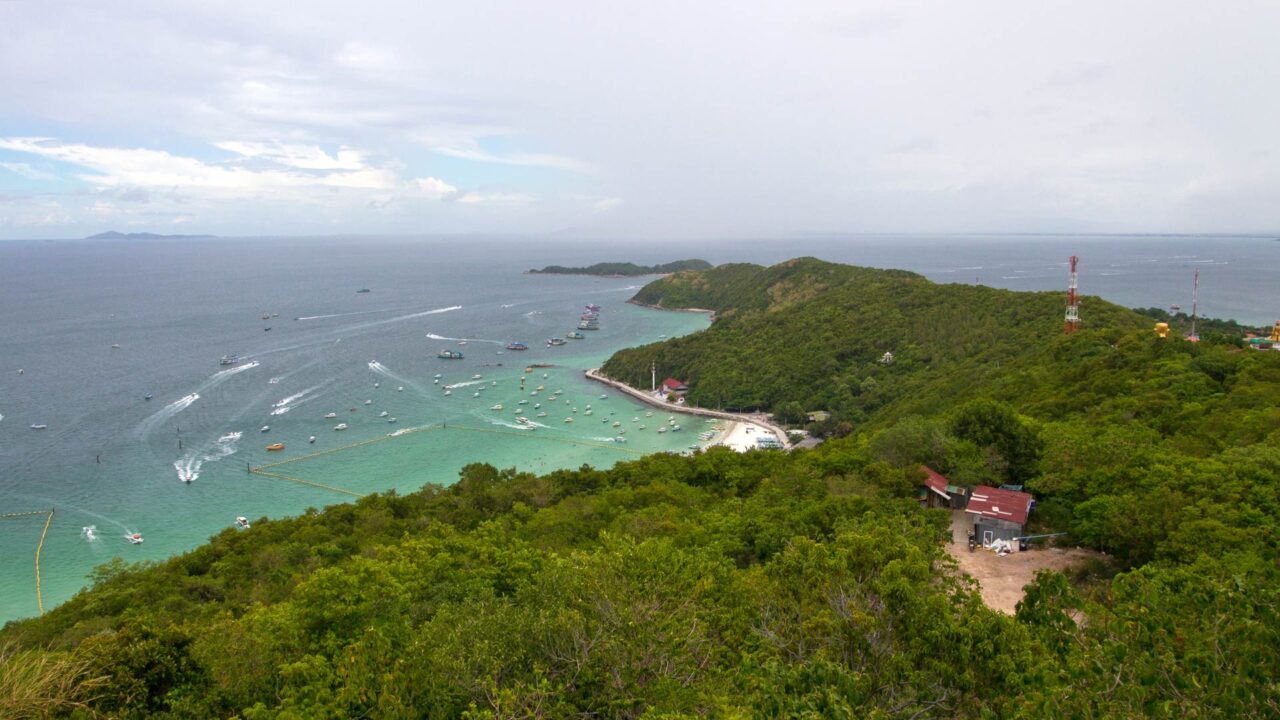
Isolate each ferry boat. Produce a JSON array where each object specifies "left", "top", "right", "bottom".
[
  {"left": 266, "top": 443, "right": 285, "bottom": 451},
  {"left": 437, "top": 349, "right": 465, "bottom": 359},
  {"left": 567, "top": 331, "right": 585, "bottom": 339},
  {"left": 505, "top": 342, "right": 529, "bottom": 351},
  {"left": 546, "top": 337, "right": 567, "bottom": 347},
  {"left": 236, "top": 517, "right": 251, "bottom": 529}
]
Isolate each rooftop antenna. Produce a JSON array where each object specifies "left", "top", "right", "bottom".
[
  {"left": 1187, "top": 268, "right": 1200, "bottom": 342},
  {"left": 1064, "top": 255, "right": 1080, "bottom": 334}
]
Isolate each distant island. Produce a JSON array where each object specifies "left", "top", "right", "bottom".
[
  {"left": 85, "top": 231, "right": 217, "bottom": 240},
  {"left": 528, "top": 259, "right": 712, "bottom": 277}
]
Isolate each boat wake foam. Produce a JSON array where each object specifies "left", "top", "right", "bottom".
[
  {"left": 425, "top": 332, "right": 503, "bottom": 345},
  {"left": 269, "top": 383, "right": 327, "bottom": 416},
  {"left": 173, "top": 430, "right": 242, "bottom": 483},
  {"left": 368, "top": 361, "right": 429, "bottom": 397}
]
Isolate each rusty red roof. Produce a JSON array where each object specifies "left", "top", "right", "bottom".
[
  {"left": 662, "top": 377, "right": 687, "bottom": 390},
  {"left": 965, "top": 485, "right": 1033, "bottom": 526},
  {"left": 921, "top": 466, "right": 951, "bottom": 500}
]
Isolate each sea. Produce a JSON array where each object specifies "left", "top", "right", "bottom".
[{"left": 1, "top": 233, "right": 1276, "bottom": 622}]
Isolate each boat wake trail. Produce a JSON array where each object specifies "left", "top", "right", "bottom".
[
  {"left": 444, "top": 379, "right": 486, "bottom": 389},
  {"left": 269, "top": 383, "right": 328, "bottom": 416},
  {"left": 135, "top": 362, "right": 261, "bottom": 438},
  {"left": 368, "top": 361, "right": 430, "bottom": 398},
  {"left": 426, "top": 332, "right": 503, "bottom": 345},
  {"left": 173, "top": 431, "right": 242, "bottom": 483}
]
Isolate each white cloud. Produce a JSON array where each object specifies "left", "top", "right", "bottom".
[
  {"left": 215, "top": 141, "right": 367, "bottom": 170},
  {"left": 0, "top": 162, "right": 58, "bottom": 181},
  {"left": 413, "top": 176, "right": 458, "bottom": 198},
  {"left": 431, "top": 144, "right": 588, "bottom": 173}
]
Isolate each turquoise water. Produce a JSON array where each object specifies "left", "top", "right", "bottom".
[{"left": 0, "top": 238, "right": 709, "bottom": 622}]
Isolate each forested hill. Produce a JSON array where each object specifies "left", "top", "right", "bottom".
[
  {"left": 605, "top": 257, "right": 1149, "bottom": 420},
  {"left": 527, "top": 259, "right": 711, "bottom": 276}
]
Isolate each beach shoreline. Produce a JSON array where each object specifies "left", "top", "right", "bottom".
[{"left": 584, "top": 368, "right": 789, "bottom": 450}]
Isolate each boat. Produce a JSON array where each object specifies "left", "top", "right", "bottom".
[
  {"left": 437, "top": 350, "right": 465, "bottom": 359},
  {"left": 542, "top": 373, "right": 548, "bottom": 378},
  {"left": 671, "top": 425, "right": 682, "bottom": 432},
  {"left": 615, "top": 437, "right": 627, "bottom": 443},
  {"left": 645, "top": 411, "right": 653, "bottom": 417},
  {"left": 261, "top": 314, "right": 270, "bottom": 320},
  {"left": 599, "top": 394, "right": 608, "bottom": 400},
  {"left": 374, "top": 382, "right": 380, "bottom": 388},
  {"left": 473, "top": 392, "right": 481, "bottom": 397},
  {"left": 334, "top": 423, "right": 348, "bottom": 431},
  {"left": 546, "top": 337, "right": 567, "bottom": 347},
  {"left": 505, "top": 342, "right": 529, "bottom": 351},
  {"left": 433, "top": 374, "right": 442, "bottom": 379},
  {"left": 534, "top": 403, "right": 541, "bottom": 408},
  {"left": 356, "top": 288, "right": 371, "bottom": 293},
  {"left": 324, "top": 412, "right": 337, "bottom": 419},
  {"left": 379, "top": 411, "right": 389, "bottom": 417},
  {"left": 567, "top": 331, "right": 585, "bottom": 339},
  {"left": 585, "top": 303, "right": 601, "bottom": 312},
  {"left": 260, "top": 425, "right": 270, "bottom": 433},
  {"left": 263, "top": 327, "right": 271, "bottom": 331},
  {"left": 638, "top": 425, "right": 646, "bottom": 430},
  {"left": 516, "top": 416, "right": 530, "bottom": 424},
  {"left": 537, "top": 411, "right": 548, "bottom": 417},
  {"left": 518, "top": 399, "right": 528, "bottom": 405},
  {"left": 266, "top": 443, "right": 285, "bottom": 451},
  {"left": 126, "top": 532, "right": 144, "bottom": 545},
  {"left": 236, "top": 517, "right": 251, "bottom": 529},
  {"left": 144, "top": 394, "right": 152, "bottom": 400},
  {"left": 583, "top": 409, "right": 593, "bottom": 416},
  {"left": 472, "top": 374, "right": 483, "bottom": 380},
  {"left": 444, "top": 390, "right": 452, "bottom": 396},
  {"left": 577, "top": 321, "right": 598, "bottom": 330},
  {"left": 658, "top": 426, "right": 667, "bottom": 433},
  {"left": 309, "top": 436, "right": 316, "bottom": 443},
  {"left": 563, "top": 417, "right": 573, "bottom": 423},
  {"left": 490, "top": 404, "right": 504, "bottom": 411},
  {"left": 111, "top": 343, "right": 121, "bottom": 349},
  {"left": 458, "top": 340, "right": 468, "bottom": 346},
  {"left": 585, "top": 404, "right": 592, "bottom": 410},
  {"left": 220, "top": 355, "right": 239, "bottom": 365},
  {"left": 398, "top": 386, "right": 404, "bottom": 392},
  {"left": 387, "top": 417, "right": 397, "bottom": 423},
  {"left": 612, "top": 421, "right": 622, "bottom": 427},
  {"left": 364, "top": 399, "right": 373, "bottom": 405},
  {"left": 29, "top": 424, "right": 47, "bottom": 430}
]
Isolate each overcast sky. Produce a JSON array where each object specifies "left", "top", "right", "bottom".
[{"left": 1, "top": 1, "right": 1277, "bottom": 239}]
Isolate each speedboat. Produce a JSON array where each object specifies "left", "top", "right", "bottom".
[
  {"left": 534, "top": 403, "right": 541, "bottom": 409},
  {"left": 490, "top": 404, "right": 504, "bottom": 411},
  {"left": 583, "top": 409, "right": 593, "bottom": 416},
  {"left": 364, "top": 399, "right": 373, "bottom": 405},
  {"left": 585, "top": 404, "right": 592, "bottom": 410},
  {"left": 30, "top": 424, "right": 48, "bottom": 430},
  {"left": 81, "top": 526, "right": 97, "bottom": 542},
  {"left": 334, "top": 423, "right": 348, "bottom": 431},
  {"left": 235, "top": 517, "right": 251, "bottom": 530},
  {"left": 324, "top": 412, "right": 337, "bottom": 419},
  {"left": 260, "top": 425, "right": 270, "bottom": 433},
  {"left": 379, "top": 411, "right": 389, "bottom": 417},
  {"left": 563, "top": 417, "right": 573, "bottom": 423},
  {"left": 444, "top": 390, "right": 452, "bottom": 396},
  {"left": 126, "top": 532, "right": 144, "bottom": 545},
  {"left": 671, "top": 425, "right": 682, "bottom": 432},
  {"left": 546, "top": 337, "right": 566, "bottom": 347},
  {"left": 615, "top": 437, "right": 627, "bottom": 443},
  {"left": 433, "top": 374, "right": 442, "bottom": 379},
  {"left": 374, "top": 382, "right": 380, "bottom": 388},
  {"left": 473, "top": 392, "right": 481, "bottom": 398},
  {"left": 309, "top": 436, "right": 316, "bottom": 444},
  {"left": 612, "top": 421, "right": 622, "bottom": 427},
  {"left": 387, "top": 417, "right": 396, "bottom": 423},
  {"left": 567, "top": 331, "right": 585, "bottom": 339},
  {"left": 266, "top": 443, "right": 285, "bottom": 451}
]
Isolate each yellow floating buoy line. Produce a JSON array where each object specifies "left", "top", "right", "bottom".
[{"left": 1, "top": 507, "right": 55, "bottom": 615}]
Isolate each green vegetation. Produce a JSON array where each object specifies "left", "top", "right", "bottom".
[
  {"left": 5, "top": 257, "right": 1280, "bottom": 718},
  {"left": 528, "top": 259, "right": 711, "bottom": 276}
]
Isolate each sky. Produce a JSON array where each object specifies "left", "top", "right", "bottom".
[{"left": 1, "top": 1, "right": 1278, "bottom": 240}]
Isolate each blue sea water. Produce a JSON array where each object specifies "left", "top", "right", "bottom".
[{"left": 0, "top": 233, "right": 1275, "bottom": 622}]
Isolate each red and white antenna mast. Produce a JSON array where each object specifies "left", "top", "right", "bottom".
[
  {"left": 1187, "top": 268, "right": 1200, "bottom": 342},
  {"left": 1064, "top": 255, "right": 1080, "bottom": 334}
]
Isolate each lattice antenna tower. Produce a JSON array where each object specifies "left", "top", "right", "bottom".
[
  {"left": 1187, "top": 268, "right": 1200, "bottom": 341},
  {"left": 1064, "top": 255, "right": 1080, "bottom": 334}
]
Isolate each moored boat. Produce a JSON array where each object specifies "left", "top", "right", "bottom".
[
  {"left": 266, "top": 443, "right": 285, "bottom": 451},
  {"left": 334, "top": 423, "right": 348, "bottom": 431},
  {"left": 236, "top": 516, "right": 251, "bottom": 529},
  {"left": 505, "top": 342, "right": 529, "bottom": 351},
  {"left": 437, "top": 350, "right": 465, "bottom": 359}
]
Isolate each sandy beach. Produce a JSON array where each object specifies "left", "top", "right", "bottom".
[{"left": 714, "top": 419, "right": 774, "bottom": 452}]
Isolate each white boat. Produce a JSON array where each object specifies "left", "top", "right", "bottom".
[
  {"left": 615, "top": 437, "right": 627, "bottom": 443},
  {"left": 491, "top": 381, "right": 497, "bottom": 386},
  {"left": 444, "top": 390, "right": 452, "bottom": 396},
  {"left": 435, "top": 379, "right": 440, "bottom": 384},
  {"left": 309, "top": 436, "right": 316, "bottom": 443},
  {"left": 126, "top": 532, "right": 144, "bottom": 545},
  {"left": 534, "top": 403, "right": 541, "bottom": 409},
  {"left": 585, "top": 404, "right": 592, "bottom": 410},
  {"left": 638, "top": 425, "right": 646, "bottom": 430},
  {"left": 564, "top": 417, "right": 574, "bottom": 423},
  {"left": 537, "top": 411, "right": 548, "bottom": 417},
  {"left": 516, "top": 416, "right": 530, "bottom": 424},
  {"left": 379, "top": 411, "right": 389, "bottom": 417},
  {"left": 334, "top": 423, "right": 348, "bottom": 431},
  {"left": 30, "top": 424, "right": 48, "bottom": 430},
  {"left": 397, "top": 386, "right": 404, "bottom": 392},
  {"left": 658, "top": 427, "right": 667, "bottom": 433},
  {"left": 324, "top": 412, "right": 337, "bottom": 419},
  {"left": 490, "top": 404, "right": 504, "bottom": 411},
  {"left": 612, "top": 421, "right": 622, "bottom": 427},
  {"left": 584, "top": 409, "right": 593, "bottom": 416},
  {"left": 542, "top": 373, "right": 548, "bottom": 378},
  {"left": 387, "top": 417, "right": 397, "bottom": 423},
  {"left": 111, "top": 343, "right": 120, "bottom": 349},
  {"left": 260, "top": 425, "right": 269, "bottom": 433},
  {"left": 236, "top": 517, "right": 250, "bottom": 530},
  {"left": 672, "top": 425, "right": 682, "bottom": 432},
  {"left": 536, "top": 385, "right": 545, "bottom": 391},
  {"left": 374, "top": 382, "right": 380, "bottom": 388},
  {"left": 599, "top": 394, "right": 608, "bottom": 400},
  {"left": 472, "top": 374, "right": 483, "bottom": 380},
  {"left": 473, "top": 392, "right": 481, "bottom": 397},
  {"left": 518, "top": 399, "right": 528, "bottom": 405},
  {"left": 364, "top": 399, "right": 373, "bottom": 405},
  {"left": 645, "top": 411, "right": 653, "bottom": 417},
  {"left": 433, "top": 374, "right": 442, "bottom": 379}
]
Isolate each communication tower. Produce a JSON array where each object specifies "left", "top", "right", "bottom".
[
  {"left": 1064, "top": 255, "right": 1080, "bottom": 334},
  {"left": 1186, "top": 268, "right": 1200, "bottom": 342}
]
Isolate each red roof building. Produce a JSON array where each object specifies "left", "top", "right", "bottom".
[
  {"left": 661, "top": 378, "right": 688, "bottom": 393},
  {"left": 965, "top": 485, "right": 1034, "bottom": 527}
]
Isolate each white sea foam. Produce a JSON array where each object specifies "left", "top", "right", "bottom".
[
  {"left": 210, "top": 360, "right": 259, "bottom": 380},
  {"left": 444, "top": 379, "right": 485, "bottom": 389},
  {"left": 368, "top": 361, "right": 430, "bottom": 397},
  {"left": 269, "top": 383, "right": 326, "bottom": 415},
  {"left": 173, "top": 430, "right": 242, "bottom": 483},
  {"left": 489, "top": 419, "right": 534, "bottom": 430},
  {"left": 296, "top": 308, "right": 400, "bottom": 321},
  {"left": 426, "top": 332, "right": 502, "bottom": 345}
]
